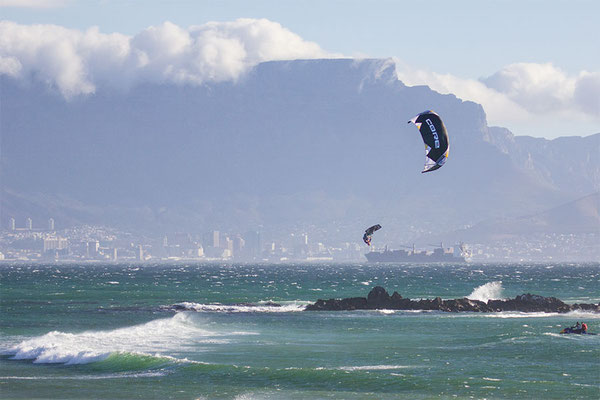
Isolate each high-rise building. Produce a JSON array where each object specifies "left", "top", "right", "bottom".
[
  {"left": 233, "top": 236, "right": 245, "bottom": 254},
  {"left": 224, "top": 237, "right": 233, "bottom": 253},
  {"left": 48, "top": 218, "right": 55, "bottom": 231},
  {"left": 9, "top": 217, "right": 15, "bottom": 231},
  {"left": 244, "top": 230, "right": 262, "bottom": 259},
  {"left": 26, "top": 217, "right": 32, "bottom": 230},
  {"left": 43, "top": 237, "right": 68, "bottom": 252},
  {"left": 202, "top": 231, "right": 220, "bottom": 248},
  {"left": 86, "top": 241, "right": 99, "bottom": 258},
  {"left": 138, "top": 245, "right": 144, "bottom": 261},
  {"left": 302, "top": 233, "right": 309, "bottom": 246}
]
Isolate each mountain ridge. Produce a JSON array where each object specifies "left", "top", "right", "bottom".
[{"left": 1, "top": 58, "right": 598, "bottom": 242}]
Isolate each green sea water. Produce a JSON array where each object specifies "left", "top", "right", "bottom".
[{"left": 1, "top": 262, "right": 599, "bottom": 399}]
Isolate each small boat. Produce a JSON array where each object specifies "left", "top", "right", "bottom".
[{"left": 560, "top": 326, "right": 596, "bottom": 335}]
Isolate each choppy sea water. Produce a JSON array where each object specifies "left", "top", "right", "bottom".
[{"left": 1, "top": 262, "right": 599, "bottom": 399}]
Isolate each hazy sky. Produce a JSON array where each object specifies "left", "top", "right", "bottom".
[{"left": 1, "top": 0, "right": 599, "bottom": 139}]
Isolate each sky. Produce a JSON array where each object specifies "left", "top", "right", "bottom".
[{"left": 1, "top": 0, "right": 599, "bottom": 139}]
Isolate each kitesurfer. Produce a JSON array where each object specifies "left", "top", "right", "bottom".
[{"left": 362, "top": 224, "right": 381, "bottom": 246}]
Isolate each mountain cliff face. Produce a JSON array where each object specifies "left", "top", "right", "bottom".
[{"left": 1, "top": 58, "right": 598, "bottom": 240}]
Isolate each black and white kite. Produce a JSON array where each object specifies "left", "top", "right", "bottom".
[{"left": 408, "top": 110, "right": 449, "bottom": 173}]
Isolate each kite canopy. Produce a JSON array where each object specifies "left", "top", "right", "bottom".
[
  {"left": 408, "top": 110, "right": 449, "bottom": 173},
  {"left": 363, "top": 224, "right": 382, "bottom": 246}
]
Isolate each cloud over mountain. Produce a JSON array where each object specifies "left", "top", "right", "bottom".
[
  {"left": 1, "top": 20, "right": 598, "bottom": 137},
  {"left": 394, "top": 60, "right": 600, "bottom": 137},
  {"left": 0, "top": 19, "right": 335, "bottom": 97}
]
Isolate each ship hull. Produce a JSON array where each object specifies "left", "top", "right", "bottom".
[{"left": 365, "top": 250, "right": 467, "bottom": 263}]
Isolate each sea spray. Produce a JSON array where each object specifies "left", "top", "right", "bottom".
[{"left": 467, "top": 281, "right": 505, "bottom": 302}]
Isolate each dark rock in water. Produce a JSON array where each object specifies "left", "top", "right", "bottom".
[
  {"left": 367, "top": 286, "right": 390, "bottom": 305},
  {"left": 391, "top": 291, "right": 403, "bottom": 301},
  {"left": 304, "top": 286, "right": 600, "bottom": 313},
  {"left": 487, "top": 293, "right": 571, "bottom": 313}
]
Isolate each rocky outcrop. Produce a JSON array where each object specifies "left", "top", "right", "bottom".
[{"left": 305, "top": 286, "right": 600, "bottom": 313}]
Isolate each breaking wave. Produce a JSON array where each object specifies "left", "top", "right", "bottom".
[
  {"left": 467, "top": 281, "right": 505, "bottom": 302},
  {"left": 2, "top": 313, "right": 245, "bottom": 365},
  {"left": 170, "top": 301, "right": 309, "bottom": 313}
]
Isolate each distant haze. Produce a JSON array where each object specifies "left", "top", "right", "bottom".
[{"left": 2, "top": 58, "right": 598, "bottom": 246}]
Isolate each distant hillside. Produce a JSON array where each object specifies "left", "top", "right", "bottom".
[
  {"left": 443, "top": 192, "right": 600, "bottom": 242},
  {"left": 1, "top": 58, "right": 598, "bottom": 241}
]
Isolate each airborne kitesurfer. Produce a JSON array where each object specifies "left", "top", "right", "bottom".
[{"left": 362, "top": 224, "right": 381, "bottom": 246}]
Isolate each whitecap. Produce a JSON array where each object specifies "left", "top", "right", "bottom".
[
  {"left": 0, "top": 371, "right": 167, "bottom": 380},
  {"left": 447, "top": 310, "right": 600, "bottom": 319},
  {"left": 172, "top": 301, "right": 308, "bottom": 313},
  {"left": 3, "top": 313, "right": 233, "bottom": 365},
  {"left": 338, "top": 365, "right": 417, "bottom": 371}
]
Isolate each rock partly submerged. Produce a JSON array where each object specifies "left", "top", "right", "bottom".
[{"left": 305, "top": 286, "right": 600, "bottom": 313}]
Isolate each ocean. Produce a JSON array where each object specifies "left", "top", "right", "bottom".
[{"left": 1, "top": 262, "right": 599, "bottom": 399}]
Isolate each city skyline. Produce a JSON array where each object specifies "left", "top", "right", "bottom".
[{"left": 1, "top": 215, "right": 598, "bottom": 263}]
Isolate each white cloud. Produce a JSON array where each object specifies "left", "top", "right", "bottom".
[
  {"left": 481, "top": 63, "right": 575, "bottom": 114},
  {"left": 574, "top": 71, "right": 600, "bottom": 117},
  {"left": 393, "top": 60, "right": 530, "bottom": 125},
  {"left": 393, "top": 59, "right": 600, "bottom": 137},
  {"left": 0, "top": 19, "right": 336, "bottom": 97},
  {"left": 1, "top": 20, "right": 597, "bottom": 138},
  {"left": 0, "top": 0, "right": 67, "bottom": 8}
]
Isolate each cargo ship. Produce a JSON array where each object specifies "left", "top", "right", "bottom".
[{"left": 365, "top": 243, "right": 471, "bottom": 263}]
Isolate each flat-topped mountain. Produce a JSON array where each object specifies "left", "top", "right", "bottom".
[{"left": 2, "top": 58, "right": 598, "bottom": 240}]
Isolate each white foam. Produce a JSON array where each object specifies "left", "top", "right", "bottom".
[
  {"left": 3, "top": 313, "right": 237, "bottom": 365},
  {"left": 467, "top": 281, "right": 505, "bottom": 302},
  {"left": 0, "top": 371, "right": 167, "bottom": 380},
  {"left": 338, "top": 365, "right": 417, "bottom": 371},
  {"left": 481, "top": 310, "right": 600, "bottom": 319},
  {"left": 172, "top": 301, "right": 308, "bottom": 313}
]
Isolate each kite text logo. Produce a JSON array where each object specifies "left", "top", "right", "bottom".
[{"left": 426, "top": 119, "right": 440, "bottom": 148}]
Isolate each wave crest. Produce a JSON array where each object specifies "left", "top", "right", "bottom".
[
  {"left": 2, "top": 313, "right": 228, "bottom": 365},
  {"left": 171, "top": 301, "right": 308, "bottom": 313}
]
